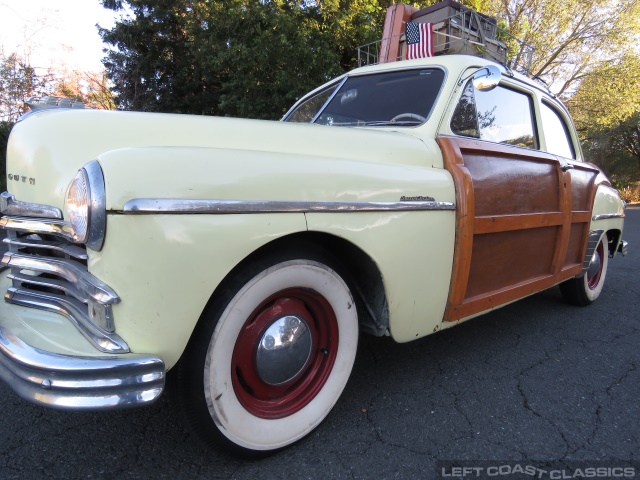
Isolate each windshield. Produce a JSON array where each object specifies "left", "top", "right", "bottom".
[{"left": 284, "top": 68, "right": 445, "bottom": 127}]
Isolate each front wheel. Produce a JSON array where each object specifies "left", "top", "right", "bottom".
[
  {"left": 177, "top": 252, "right": 358, "bottom": 455},
  {"left": 560, "top": 232, "right": 609, "bottom": 306}
]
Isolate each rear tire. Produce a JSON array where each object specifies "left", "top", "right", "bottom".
[
  {"left": 176, "top": 249, "right": 358, "bottom": 455},
  {"left": 560, "top": 232, "right": 609, "bottom": 306}
]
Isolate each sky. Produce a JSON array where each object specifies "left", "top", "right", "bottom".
[{"left": 0, "top": 0, "right": 123, "bottom": 72}]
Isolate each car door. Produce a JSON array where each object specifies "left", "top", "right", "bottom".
[{"left": 438, "top": 79, "right": 598, "bottom": 322}]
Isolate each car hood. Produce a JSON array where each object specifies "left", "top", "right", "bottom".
[{"left": 5, "top": 109, "right": 439, "bottom": 211}]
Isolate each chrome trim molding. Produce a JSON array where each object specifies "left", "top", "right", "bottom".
[
  {"left": 618, "top": 240, "right": 628, "bottom": 256},
  {"left": 0, "top": 322, "right": 164, "bottom": 410},
  {"left": 5, "top": 287, "right": 127, "bottom": 352},
  {"left": 0, "top": 216, "right": 74, "bottom": 241},
  {"left": 592, "top": 213, "right": 625, "bottom": 221},
  {"left": 582, "top": 230, "right": 604, "bottom": 273},
  {"left": 3, "top": 237, "right": 88, "bottom": 260},
  {"left": 7, "top": 272, "right": 89, "bottom": 303},
  {"left": 122, "top": 198, "right": 457, "bottom": 215},
  {"left": 1, "top": 252, "right": 120, "bottom": 305},
  {"left": 0, "top": 192, "right": 63, "bottom": 220}
]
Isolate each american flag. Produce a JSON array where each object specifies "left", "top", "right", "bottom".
[{"left": 405, "top": 22, "right": 434, "bottom": 59}]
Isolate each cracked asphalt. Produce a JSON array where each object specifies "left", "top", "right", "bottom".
[{"left": 1, "top": 207, "right": 638, "bottom": 480}]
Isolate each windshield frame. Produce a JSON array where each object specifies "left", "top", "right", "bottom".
[{"left": 282, "top": 65, "right": 448, "bottom": 128}]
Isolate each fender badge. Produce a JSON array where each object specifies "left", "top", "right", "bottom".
[
  {"left": 400, "top": 195, "right": 434, "bottom": 202},
  {"left": 8, "top": 174, "right": 36, "bottom": 185}
]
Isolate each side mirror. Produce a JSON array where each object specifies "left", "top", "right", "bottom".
[{"left": 472, "top": 65, "right": 501, "bottom": 92}]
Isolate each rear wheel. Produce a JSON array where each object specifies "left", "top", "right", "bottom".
[
  {"left": 177, "top": 251, "right": 358, "bottom": 455},
  {"left": 560, "top": 232, "right": 609, "bottom": 306}
]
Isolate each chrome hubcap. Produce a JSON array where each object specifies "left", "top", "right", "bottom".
[
  {"left": 587, "top": 250, "right": 601, "bottom": 282},
  {"left": 256, "top": 315, "right": 313, "bottom": 385}
]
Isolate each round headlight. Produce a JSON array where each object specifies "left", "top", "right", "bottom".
[
  {"left": 67, "top": 169, "right": 90, "bottom": 244},
  {"left": 65, "top": 161, "right": 106, "bottom": 251}
]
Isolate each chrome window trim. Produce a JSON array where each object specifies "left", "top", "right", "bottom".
[
  {"left": 592, "top": 213, "right": 625, "bottom": 221},
  {"left": 1, "top": 252, "right": 120, "bottom": 305},
  {"left": 282, "top": 65, "right": 449, "bottom": 127},
  {"left": 0, "top": 321, "right": 164, "bottom": 410},
  {"left": 281, "top": 76, "right": 346, "bottom": 121},
  {"left": 5, "top": 287, "right": 127, "bottom": 353},
  {"left": 310, "top": 76, "right": 349, "bottom": 124},
  {"left": 122, "top": 198, "right": 457, "bottom": 215}
]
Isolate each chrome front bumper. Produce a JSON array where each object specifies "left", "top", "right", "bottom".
[{"left": 0, "top": 317, "right": 165, "bottom": 410}]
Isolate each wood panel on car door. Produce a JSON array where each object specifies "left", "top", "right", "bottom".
[{"left": 438, "top": 136, "right": 599, "bottom": 322}]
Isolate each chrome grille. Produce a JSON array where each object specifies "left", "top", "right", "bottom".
[{"left": 1, "top": 193, "right": 127, "bottom": 353}]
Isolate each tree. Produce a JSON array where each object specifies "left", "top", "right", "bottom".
[
  {"left": 0, "top": 52, "right": 50, "bottom": 122},
  {"left": 50, "top": 69, "right": 116, "bottom": 110},
  {"left": 566, "top": 54, "right": 640, "bottom": 180},
  {"left": 466, "top": 0, "right": 640, "bottom": 96},
  {"left": 99, "top": 0, "right": 383, "bottom": 118}
]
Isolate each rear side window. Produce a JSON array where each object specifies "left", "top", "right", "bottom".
[
  {"left": 451, "top": 82, "right": 537, "bottom": 149},
  {"left": 540, "top": 102, "right": 575, "bottom": 159}
]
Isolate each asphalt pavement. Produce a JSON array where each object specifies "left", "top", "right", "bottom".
[{"left": 0, "top": 208, "right": 638, "bottom": 480}]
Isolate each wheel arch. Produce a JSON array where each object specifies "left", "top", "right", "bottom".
[{"left": 186, "top": 231, "right": 389, "bottom": 355}]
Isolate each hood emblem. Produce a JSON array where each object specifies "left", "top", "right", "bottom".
[{"left": 8, "top": 174, "right": 36, "bottom": 185}]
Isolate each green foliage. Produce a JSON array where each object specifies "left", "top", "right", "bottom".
[
  {"left": 0, "top": 121, "right": 12, "bottom": 192},
  {"left": 474, "top": 0, "right": 640, "bottom": 96},
  {"left": 100, "top": 0, "right": 384, "bottom": 119},
  {"left": 51, "top": 70, "right": 116, "bottom": 110},
  {"left": 567, "top": 55, "right": 640, "bottom": 185},
  {"left": 0, "top": 53, "right": 50, "bottom": 122}
]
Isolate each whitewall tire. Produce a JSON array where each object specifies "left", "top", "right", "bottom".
[
  {"left": 177, "top": 252, "right": 358, "bottom": 455},
  {"left": 560, "top": 232, "right": 609, "bottom": 306}
]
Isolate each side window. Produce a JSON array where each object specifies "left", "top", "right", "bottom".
[
  {"left": 451, "top": 81, "right": 537, "bottom": 149},
  {"left": 540, "top": 102, "right": 575, "bottom": 159},
  {"left": 451, "top": 82, "right": 479, "bottom": 137}
]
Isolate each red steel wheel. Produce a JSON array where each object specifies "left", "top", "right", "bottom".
[
  {"left": 231, "top": 288, "right": 339, "bottom": 419},
  {"left": 178, "top": 255, "right": 358, "bottom": 455}
]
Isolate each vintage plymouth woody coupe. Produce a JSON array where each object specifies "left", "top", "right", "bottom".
[{"left": 0, "top": 49, "right": 628, "bottom": 454}]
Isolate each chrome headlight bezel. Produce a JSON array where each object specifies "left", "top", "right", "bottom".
[{"left": 66, "top": 160, "right": 106, "bottom": 251}]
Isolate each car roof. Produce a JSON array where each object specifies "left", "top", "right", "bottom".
[{"left": 346, "top": 55, "right": 549, "bottom": 97}]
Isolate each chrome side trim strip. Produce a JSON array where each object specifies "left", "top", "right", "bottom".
[
  {"left": 5, "top": 287, "right": 127, "bottom": 353},
  {"left": 0, "top": 216, "right": 74, "bottom": 241},
  {"left": 0, "top": 322, "right": 164, "bottom": 410},
  {"left": 0, "top": 192, "right": 63, "bottom": 220},
  {"left": 592, "top": 213, "right": 625, "bottom": 221},
  {"left": 3, "top": 237, "right": 88, "bottom": 260},
  {"left": 122, "top": 198, "right": 457, "bottom": 215},
  {"left": 1, "top": 252, "right": 120, "bottom": 305},
  {"left": 582, "top": 229, "right": 604, "bottom": 272}
]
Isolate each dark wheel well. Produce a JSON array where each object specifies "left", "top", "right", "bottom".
[{"left": 606, "top": 229, "right": 622, "bottom": 256}]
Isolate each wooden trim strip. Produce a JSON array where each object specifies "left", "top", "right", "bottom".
[
  {"left": 446, "top": 264, "right": 583, "bottom": 320},
  {"left": 437, "top": 136, "right": 475, "bottom": 308},
  {"left": 474, "top": 212, "right": 565, "bottom": 235},
  {"left": 571, "top": 211, "right": 591, "bottom": 223}
]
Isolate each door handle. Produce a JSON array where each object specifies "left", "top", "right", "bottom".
[{"left": 561, "top": 164, "right": 575, "bottom": 172}]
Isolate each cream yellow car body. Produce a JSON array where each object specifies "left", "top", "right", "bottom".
[{"left": 0, "top": 55, "right": 626, "bottom": 425}]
